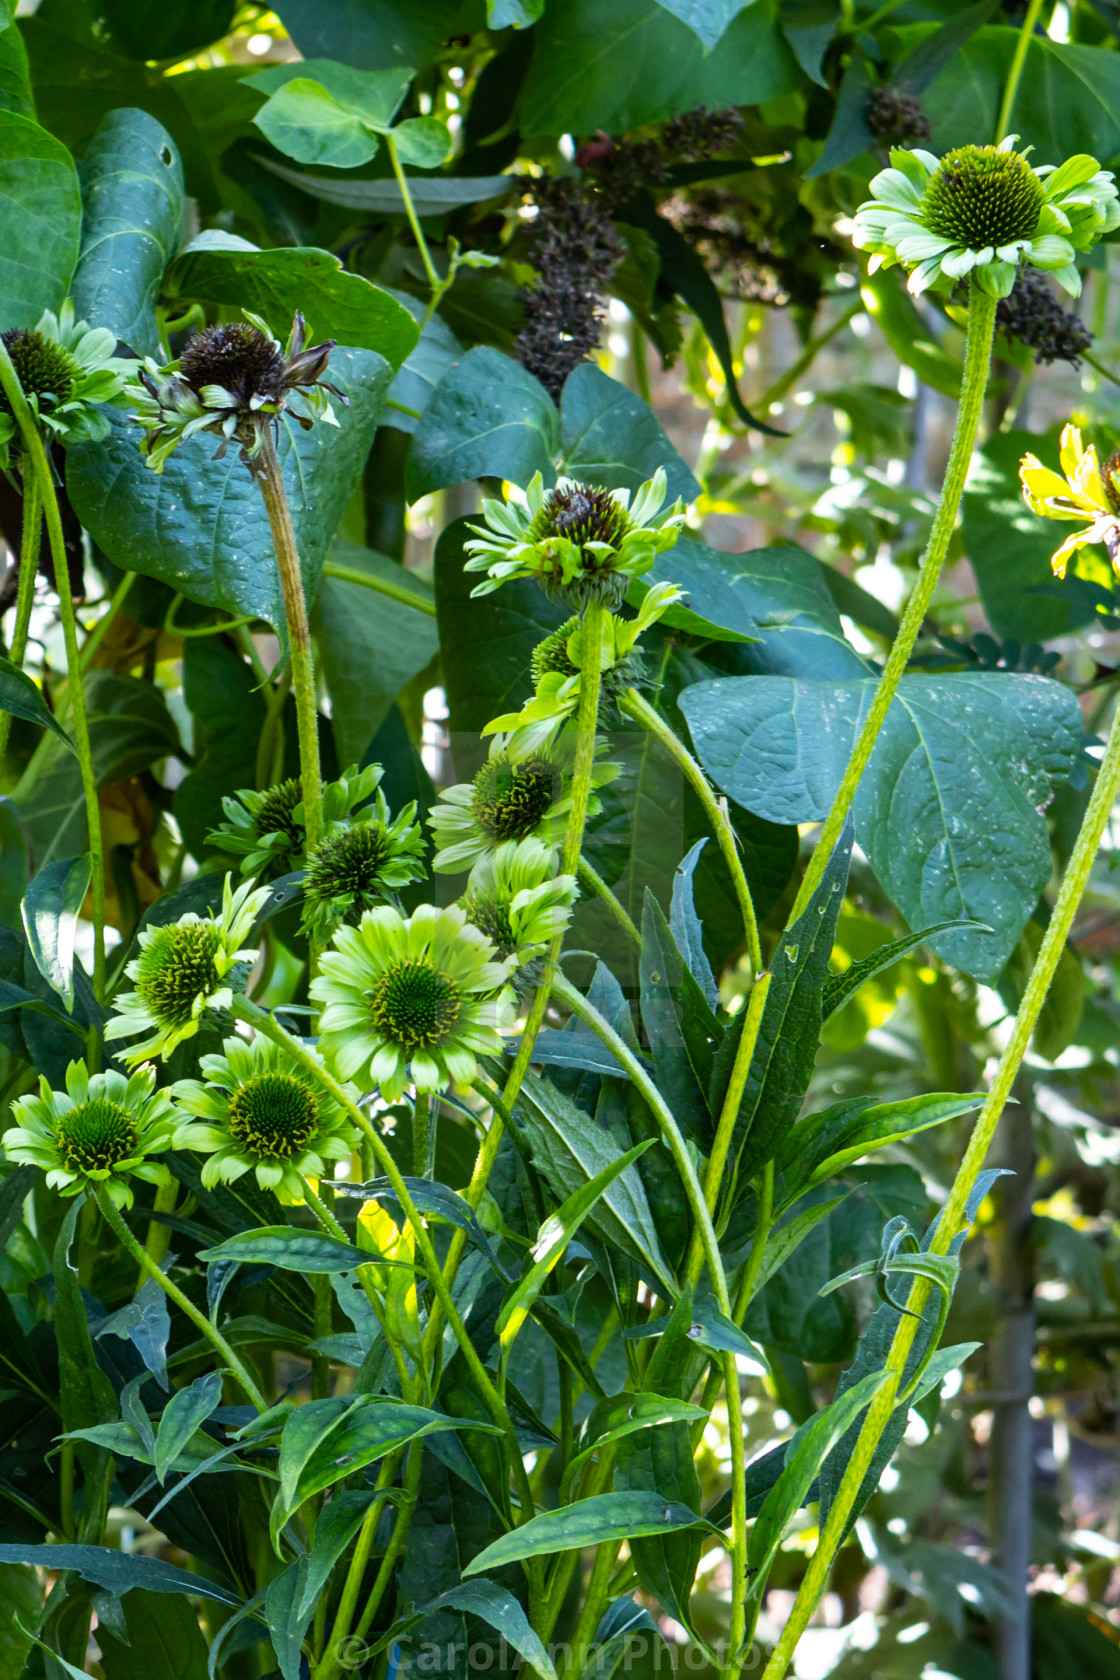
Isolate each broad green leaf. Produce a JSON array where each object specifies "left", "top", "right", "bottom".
[
  {"left": 464, "top": 1492, "right": 703, "bottom": 1576},
  {"left": 20, "top": 854, "right": 89, "bottom": 1012},
  {"left": 679, "top": 671, "right": 1082, "bottom": 980},
  {"left": 172, "top": 636, "right": 266, "bottom": 858},
  {"left": 562, "top": 1393, "right": 708, "bottom": 1497},
  {"left": 746, "top": 1369, "right": 890, "bottom": 1597},
  {"left": 421, "top": 1582, "right": 558, "bottom": 1680},
  {"left": 165, "top": 235, "right": 418, "bottom": 370},
  {"left": 514, "top": 1070, "right": 677, "bottom": 1294},
  {"left": 97, "top": 1589, "right": 210, "bottom": 1680},
  {"left": 255, "top": 157, "right": 516, "bottom": 216},
  {"left": 803, "top": 47, "right": 872, "bottom": 178},
  {"left": 0, "top": 1544, "right": 242, "bottom": 1606},
  {"left": 154, "top": 1371, "right": 223, "bottom": 1485},
  {"left": 392, "top": 115, "right": 453, "bottom": 167},
  {"left": 406, "top": 346, "right": 560, "bottom": 501},
  {"left": 101, "top": 0, "right": 237, "bottom": 59},
  {"left": 244, "top": 58, "right": 411, "bottom": 126},
  {"left": 521, "top": 0, "right": 800, "bottom": 134},
  {"left": 559, "top": 362, "right": 699, "bottom": 503},
  {"left": 382, "top": 286, "right": 463, "bottom": 432},
  {"left": 70, "top": 109, "right": 184, "bottom": 359},
  {"left": 254, "top": 78, "right": 379, "bottom": 168},
  {"left": 271, "top": 0, "right": 464, "bottom": 73},
  {"left": 67, "top": 346, "right": 390, "bottom": 639},
  {"left": 0, "top": 16, "right": 34, "bottom": 120},
  {"left": 498, "top": 1140, "right": 656, "bottom": 1347},
  {"left": 860, "top": 269, "right": 963, "bottom": 400},
  {"left": 0, "top": 1564, "right": 38, "bottom": 1680},
  {"left": 314, "top": 543, "right": 439, "bottom": 765},
  {"left": 0, "top": 657, "right": 75, "bottom": 749},
  {"left": 653, "top": 0, "right": 755, "bottom": 49},
  {"left": 279, "top": 1397, "right": 499, "bottom": 1511},
  {"left": 629, "top": 538, "right": 760, "bottom": 644},
  {"left": 0, "top": 111, "right": 81, "bottom": 325},
  {"left": 198, "top": 1228, "right": 375, "bottom": 1273}
]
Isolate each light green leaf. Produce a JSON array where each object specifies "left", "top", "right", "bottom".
[
  {"left": 198, "top": 1228, "right": 375, "bottom": 1273},
  {"left": 21, "top": 854, "right": 90, "bottom": 1012},
  {"left": 463, "top": 1492, "right": 703, "bottom": 1575},
  {"left": 0, "top": 111, "right": 81, "bottom": 325},
  {"left": 254, "top": 78, "right": 378, "bottom": 168},
  {"left": 391, "top": 115, "right": 452, "bottom": 167},
  {"left": 244, "top": 58, "right": 412, "bottom": 128}
]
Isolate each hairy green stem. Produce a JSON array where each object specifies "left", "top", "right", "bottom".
[
  {"left": 322, "top": 560, "right": 437, "bottom": 616},
  {"left": 994, "top": 0, "right": 1047, "bottom": 142},
  {"left": 621, "top": 686, "right": 762, "bottom": 974},
  {"left": 759, "top": 699, "right": 1120, "bottom": 1680},
  {"left": 251, "top": 431, "right": 323, "bottom": 854},
  {"left": 577, "top": 855, "right": 641, "bottom": 947},
  {"left": 786, "top": 283, "right": 998, "bottom": 927},
  {"left": 0, "top": 471, "right": 41, "bottom": 760},
  {"left": 92, "top": 1185, "right": 269, "bottom": 1411}
]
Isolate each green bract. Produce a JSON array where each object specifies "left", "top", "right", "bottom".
[
  {"left": 172, "top": 1033, "right": 359, "bottom": 1200},
  {"left": 300, "top": 788, "right": 427, "bottom": 943},
  {"left": 105, "top": 876, "right": 268, "bottom": 1063},
  {"left": 460, "top": 838, "right": 578, "bottom": 983},
  {"left": 428, "top": 727, "right": 618, "bottom": 874},
  {"left": 3, "top": 1061, "right": 179, "bottom": 1210},
  {"left": 311, "top": 904, "right": 514, "bottom": 1102},
  {"left": 851, "top": 139, "right": 1120, "bottom": 297},
  {"left": 127, "top": 310, "right": 344, "bottom": 470},
  {"left": 463, "top": 468, "right": 688, "bottom": 607},
  {"left": 209, "top": 764, "right": 389, "bottom": 881},
  {"left": 0, "top": 301, "right": 135, "bottom": 464}
]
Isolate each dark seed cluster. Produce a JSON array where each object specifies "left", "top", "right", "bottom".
[
  {"left": 369, "top": 959, "right": 461, "bottom": 1051},
  {"left": 865, "top": 86, "right": 932, "bottom": 147},
  {"left": 0, "top": 328, "right": 76, "bottom": 414},
  {"left": 137, "top": 923, "right": 223, "bottom": 1026},
  {"left": 471, "top": 754, "right": 557, "bottom": 843},
  {"left": 254, "top": 777, "right": 303, "bottom": 845},
  {"left": 180, "top": 322, "right": 287, "bottom": 404},
  {"left": 55, "top": 1098, "right": 139, "bottom": 1172},
  {"left": 921, "top": 145, "right": 1045, "bottom": 250},
  {"left": 227, "top": 1073, "right": 319, "bottom": 1158},
  {"left": 514, "top": 177, "right": 624, "bottom": 402},
  {"left": 995, "top": 268, "right": 1093, "bottom": 366},
  {"left": 539, "top": 483, "right": 628, "bottom": 552}
]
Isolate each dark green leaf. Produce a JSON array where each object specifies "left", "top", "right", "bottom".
[
  {"left": 465, "top": 1492, "right": 703, "bottom": 1576},
  {"left": 198, "top": 1228, "right": 373, "bottom": 1273},
  {"left": 669, "top": 841, "right": 718, "bottom": 1011},
  {"left": 821, "top": 920, "right": 986, "bottom": 1022},
  {"left": 271, "top": 0, "right": 464, "bottom": 73},
  {"left": 679, "top": 671, "right": 1082, "bottom": 981},
  {"left": 96, "top": 1588, "right": 210, "bottom": 1680},
  {"left": 0, "top": 658, "right": 75, "bottom": 750},
  {"left": 889, "top": 0, "right": 1001, "bottom": 94},
  {"left": 297, "top": 1488, "right": 396, "bottom": 1617},
  {"left": 101, "top": 0, "right": 237, "bottom": 60},
  {"left": 52, "top": 1200, "right": 117, "bottom": 1513},
  {"left": 71, "top": 109, "right": 184, "bottom": 359},
  {"left": 0, "top": 16, "right": 35, "bottom": 121},
  {"left": 334, "top": 1176, "right": 512, "bottom": 1281},
  {"left": 406, "top": 347, "right": 560, "bottom": 501},
  {"left": 630, "top": 537, "right": 760, "bottom": 644},
  {"left": 254, "top": 156, "right": 515, "bottom": 216},
  {"left": 0, "top": 111, "right": 81, "bottom": 325},
  {"left": 21, "top": 854, "right": 89, "bottom": 1013},
  {"left": 0, "top": 1562, "right": 38, "bottom": 1680},
  {"left": 805, "top": 49, "right": 872, "bottom": 179},
  {"left": 422, "top": 1582, "right": 558, "bottom": 1680},
  {"left": 67, "top": 347, "right": 390, "bottom": 639},
  {"left": 559, "top": 363, "right": 699, "bottom": 502},
  {"left": 165, "top": 235, "right": 418, "bottom": 370},
  {"left": 279, "top": 1397, "right": 499, "bottom": 1510},
  {"left": 779, "top": 1092, "right": 983, "bottom": 1195},
  {"left": 640, "top": 888, "right": 721, "bottom": 1147},
  {"left": 172, "top": 637, "right": 266, "bottom": 858},
  {"left": 265, "top": 1559, "right": 311, "bottom": 1680},
  {"left": 94, "top": 1275, "right": 172, "bottom": 1388},
  {"left": 154, "top": 1372, "right": 223, "bottom": 1485},
  {"left": 0, "top": 1544, "right": 241, "bottom": 1606}
]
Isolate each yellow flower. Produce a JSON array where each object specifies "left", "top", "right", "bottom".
[{"left": 1019, "top": 422, "right": 1120, "bottom": 576}]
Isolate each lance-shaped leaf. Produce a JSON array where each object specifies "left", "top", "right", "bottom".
[
  {"left": 0, "top": 658, "right": 75, "bottom": 750},
  {"left": 463, "top": 1492, "right": 705, "bottom": 1576},
  {"left": 420, "top": 1582, "right": 558, "bottom": 1680},
  {"left": 822, "top": 919, "right": 988, "bottom": 1022},
  {"left": 198, "top": 1228, "right": 382, "bottom": 1273},
  {"left": 154, "top": 1372, "right": 224, "bottom": 1485},
  {"left": 334, "top": 1175, "right": 511, "bottom": 1280},
  {"left": 0, "top": 1544, "right": 242, "bottom": 1606},
  {"left": 778, "top": 1091, "right": 985, "bottom": 1200},
  {"left": 562, "top": 1393, "right": 709, "bottom": 1499}
]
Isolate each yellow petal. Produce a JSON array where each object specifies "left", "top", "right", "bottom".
[
  {"left": 1059, "top": 423, "right": 1084, "bottom": 479},
  {"left": 1071, "top": 444, "right": 1112, "bottom": 513},
  {"left": 1019, "top": 456, "right": 1076, "bottom": 507},
  {"left": 1050, "top": 526, "right": 1093, "bottom": 577}
]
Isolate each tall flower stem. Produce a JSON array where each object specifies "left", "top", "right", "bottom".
[
  {"left": 0, "top": 471, "right": 41, "bottom": 759},
  {"left": 786, "top": 284, "right": 998, "bottom": 926},
  {"left": 250, "top": 431, "right": 323, "bottom": 854},
  {"left": 994, "top": 0, "right": 1047, "bottom": 143},
  {"left": 0, "top": 338, "right": 108, "bottom": 999},
  {"left": 385, "top": 132, "right": 441, "bottom": 298},
  {"left": 92, "top": 1185, "right": 269, "bottom": 1412},
  {"left": 550, "top": 971, "right": 750, "bottom": 1680},
  {"left": 759, "top": 699, "right": 1120, "bottom": 1680},
  {"left": 620, "top": 686, "right": 761, "bottom": 975}
]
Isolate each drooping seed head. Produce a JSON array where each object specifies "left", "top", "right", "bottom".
[
  {"left": 55, "top": 1098, "right": 140, "bottom": 1173},
  {"left": 368, "top": 959, "right": 462, "bottom": 1051},
  {"left": 179, "top": 321, "right": 287, "bottom": 405},
  {"left": 227, "top": 1072, "right": 320, "bottom": 1159},
  {"left": 921, "top": 145, "right": 1045, "bottom": 250}
]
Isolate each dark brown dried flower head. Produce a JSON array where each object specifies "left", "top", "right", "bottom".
[
  {"left": 995, "top": 267, "right": 1093, "bottom": 366},
  {"left": 865, "top": 87, "right": 932, "bottom": 147}
]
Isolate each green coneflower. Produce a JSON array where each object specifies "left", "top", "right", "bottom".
[
  {"left": 208, "top": 764, "right": 388, "bottom": 880},
  {"left": 311, "top": 904, "right": 514, "bottom": 1102},
  {"left": 300, "top": 790, "right": 427, "bottom": 943},
  {"left": 852, "top": 138, "right": 1120, "bottom": 298},
  {"left": 105, "top": 876, "right": 269, "bottom": 1063},
  {"left": 127, "top": 310, "right": 345, "bottom": 471},
  {"left": 460, "top": 838, "right": 578, "bottom": 985},
  {"left": 172, "top": 1033, "right": 358, "bottom": 1200},
  {"left": 3, "top": 1061, "right": 179, "bottom": 1210},
  {"left": 0, "top": 301, "right": 135, "bottom": 464},
  {"left": 428, "top": 729, "right": 618, "bottom": 875},
  {"left": 464, "top": 468, "right": 687, "bottom": 608}
]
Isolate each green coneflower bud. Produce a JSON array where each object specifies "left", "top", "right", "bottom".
[
  {"left": 55, "top": 1099, "right": 139, "bottom": 1173},
  {"left": 921, "top": 145, "right": 1046, "bottom": 250},
  {"left": 0, "top": 327, "right": 77, "bottom": 415},
  {"left": 252, "top": 777, "right": 303, "bottom": 848},
  {"left": 299, "top": 793, "right": 427, "bottom": 942},
  {"left": 369, "top": 959, "right": 463, "bottom": 1051},
  {"left": 533, "top": 482, "right": 629, "bottom": 551},
  {"left": 471, "top": 753, "right": 558, "bottom": 844},
  {"left": 227, "top": 1073, "right": 320, "bottom": 1159},
  {"left": 136, "top": 923, "right": 225, "bottom": 1028},
  {"left": 306, "top": 824, "right": 395, "bottom": 902},
  {"left": 458, "top": 892, "right": 515, "bottom": 955},
  {"left": 531, "top": 617, "right": 647, "bottom": 700}
]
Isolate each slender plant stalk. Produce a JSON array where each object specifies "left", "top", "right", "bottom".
[
  {"left": 251, "top": 431, "right": 323, "bottom": 853},
  {"left": 994, "top": 0, "right": 1047, "bottom": 142},
  {"left": 0, "top": 471, "right": 41, "bottom": 760},
  {"left": 322, "top": 560, "right": 437, "bottom": 616},
  {"left": 92, "top": 1186, "right": 269, "bottom": 1411},
  {"left": 620, "top": 686, "right": 762, "bottom": 974},
  {"left": 385, "top": 131, "right": 441, "bottom": 295},
  {"left": 577, "top": 854, "right": 641, "bottom": 946},
  {"left": 759, "top": 697, "right": 1120, "bottom": 1680},
  {"left": 787, "top": 284, "right": 998, "bottom": 927}
]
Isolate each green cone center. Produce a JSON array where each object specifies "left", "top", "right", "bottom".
[
  {"left": 254, "top": 777, "right": 303, "bottom": 846},
  {"left": 461, "top": 892, "right": 515, "bottom": 955},
  {"left": 535, "top": 483, "right": 628, "bottom": 556},
  {"left": 368, "top": 959, "right": 461, "bottom": 1051},
  {"left": 307, "top": 824, "right": 392, "bottom": 902},
  {"left": 921, "top": 145, "right": 1045, "bottom": 250},
  {"left": 227, "top": 1073, "right": 319, "bottom": 1158},
  {"left": 55, "top": 1098, "right": 139, "bottom": 1172},
  {"left": 0, "top": 329, "right": 77, "bottom": 414},
  {"left": 137, "top": 923, "right": 224, "bottom": 1027},
  {"left": 471, "top": 754, "right": 556, "bottom": 843}
]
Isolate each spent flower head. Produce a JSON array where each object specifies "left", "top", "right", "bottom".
[
  {"left": 0, "top": 302, "right": 135, "bottom": 465},
  {"left": 128, "top": 311, "right": 345, "bottom": 471},
  {"left": 209, "top": 763, "right": 387, "bottom": 880},
  {"left": 429, "top": 726, "right": 618, "bottom": 874},
  {"left": 105, "top": 876, "right": 268, "bottom": 1063},
  {"left": 464, "top": 469, "right": 687, "bottom": 608},
  {"left": 300, "top": 789, "right": 427, "bottom": 944},
  {"left": 460, "top": 838, "right": 578, "bottom": 987},
  {"left": 852, "top": 138, "right": 1120, "bottom": 297},
  {"left": 4, "top": 1061, "right": 179, "bottom": 1210},
  {"left": 173, "top": 1033, "right": 359, "bottom": 1200},
  {"left": 311, "top": 904, "right": 514, "bottom": 1103},
  {"left": 1019, "top": 422, "right": 1120, "bottom": 576}
]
